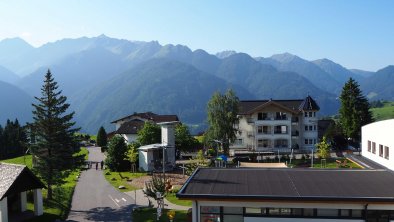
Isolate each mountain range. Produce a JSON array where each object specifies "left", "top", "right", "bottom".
[{"left": 0, "top": 35, "right": 392, "bottom": 133}]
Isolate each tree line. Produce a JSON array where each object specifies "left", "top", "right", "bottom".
[{"left": 0, "top": 119, "right": 28, "bottom": 160}]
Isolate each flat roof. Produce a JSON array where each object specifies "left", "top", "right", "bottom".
[{"left": 177, "top": 168, "right": 394, "bottom": 202}]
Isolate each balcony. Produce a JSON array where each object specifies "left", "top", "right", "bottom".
[
  {"left": 274, "top": 130, "right": 288, "bottom": 135},
  {"left": 291, "top": 131, "right": 299, "bottom": 138},
  {"left": 247, "top": 131, "right": 255, "bottom": 137}
]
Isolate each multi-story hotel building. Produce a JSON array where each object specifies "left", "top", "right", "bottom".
[{"left": 230, "top": 96, "right": 320, "bottom": 153}]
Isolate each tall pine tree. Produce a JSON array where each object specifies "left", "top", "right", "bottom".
[
  {"left": 30, "top": 70, "right": 79, "bottom": 199},
  {"left": 339, "top": 78, "right": 373, "bottom": 142}
]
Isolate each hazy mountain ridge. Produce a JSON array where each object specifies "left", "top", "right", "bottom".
[
  {"left": 0, "top": 80, "right": 33, "bottom": 124},
  {"left": 0, "top": 35, "right": 392, "bottom": 133}
]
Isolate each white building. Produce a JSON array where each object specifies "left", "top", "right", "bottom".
[
  {"left": 361, "top": 119, "right": 394, "bottom": 170},
  {"left": 138, "top": 122, "right": 177, "bottom": 172},
  {"left": 110, "top": 112, "right": 179, "bottom": 143},
  {"left": 231, "top": 96, "right": 320, "bottom": 153},
  {"left": 177, "top": 168, "right": 394, "bottom": 222}
]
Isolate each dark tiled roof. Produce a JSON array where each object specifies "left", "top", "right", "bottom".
[
  {"left": 299, "top": 95, "right": 320, "bottom": 111},
  {"left": 116, "top": 119, "right": 145, "bottom": 134},
  {"left": 0, "top": 163, "right": 45, "bottom": 200},
  {"left": 111, "top": 112, "right": 179, "bottom": 124},
  {"left": 239, "top": 100, "right": 304, "bottom": 114},
  {"left": 177, "top": 168, "right": 394, "bottom": 202}
]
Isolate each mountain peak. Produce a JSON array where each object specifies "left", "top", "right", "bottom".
[
  {"left": 215, "top": 50, "right": 237, "bottom": 59},
  {"left": 270, "top": 52, "right": 300, "bottom": 63},
  {"left": 0, "top": 37, "right": 34, "bottom": 50}
]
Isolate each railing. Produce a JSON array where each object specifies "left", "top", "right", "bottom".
[{"left": 274, "top": 130, "right": 288, "bottom": 134}]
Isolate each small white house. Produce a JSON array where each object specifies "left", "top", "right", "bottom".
[
  {"left": 138, "top": 121, "right": 177, "bottom": 172},
  {"left": 0, "top": 163, "right": 45, "bottom": 222},
  {"left": 361, "top": 119, "right": 394, "bottom": 170}
]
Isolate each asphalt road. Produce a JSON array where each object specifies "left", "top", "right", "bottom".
[{"left": 67, "top": 147, "right": 134, "bottom": 222}]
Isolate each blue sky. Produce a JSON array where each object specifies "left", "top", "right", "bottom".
[{"left": 0, "top": 0, "right": 393, "bottom": 71}]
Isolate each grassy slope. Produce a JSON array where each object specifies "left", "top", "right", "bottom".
[
  {"left": 103, "top": 171, "right": 146, "bottom": 192},
  {"left": 1, "top": 148, "right": 88, "bottom": 222},
  {"left": 371, "top": 101, "right": 394, "bottom": 121}
]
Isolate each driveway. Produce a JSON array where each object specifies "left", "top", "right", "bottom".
[{"left": 67, "top": 147, "right": 134, "bottom": 222}]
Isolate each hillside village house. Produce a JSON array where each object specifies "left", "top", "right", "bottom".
[
  {"left": 177, "top": 167, "right": 394, "bottom": 222},
  {"left": 230, "top": 96, "right": 320, "bottom": 154},
  {"left": 111, "top": 112, "right": 179, "bottom": 143},
  {"left": 361, "top": 119, "right": 394, "bottom": 170},
  {"left": 0, "top": 163, "right": 45, "bottom": 222}
]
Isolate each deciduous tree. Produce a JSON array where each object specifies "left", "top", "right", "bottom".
[
  {"left": 105, "top": 135, "right": 128, "bottom": 171},
  {"left": 206, "top": 89, "right": 239, "bottom": 155},
  {"left": 339, "top": 78, "right": 373, "bottom": 142},
  {"left": 137, "top": 121, "right": 161, "bottom": 146},
  {"left": 316, "top": 136, "right": 331, "bottom": 159},
  {"left": 30, "top": 70, "right": 79, "bottom": 199}
]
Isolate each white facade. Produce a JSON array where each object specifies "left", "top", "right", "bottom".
[
  {"left": 362, "top": 119, "right": 394, "bottom": 170},
  {"left": 231, "top": 102, "right": 318, "bottom": 153}
]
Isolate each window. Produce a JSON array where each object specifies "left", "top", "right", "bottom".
[
  {"left": 305, "top": 112, "right": 308, "bottom": 117},
  {"left": 368, "top": 140, "right": 371, "bottom": 152},
  {"left": 275, "top": 125, "right": 287, "bottom": 134},
  {"left": 309, "top": 112, "right": 313, "bottom": 117},
  {"left": 245, "top": 208, "right": 261, "bottom": 214},
  {"left": 309, "top": 139, "right": 313, "bottom": 144},
  {"left": 257, "top": 126, "right": 263, "bottom": 134},
  {"left": 262, "top": 112, "right": 268, "bottom": 120},
  {"left": 262, "top": 139, "right": 270, "bottom": 147},
  {"left": 234, "top": 139, "right": 243, "bottom": 145},
  {"left": 200, "top": 206, "right": 220, "bottom": 222},
  {"left": 305, "top": 125, "right": 308, "bottom": 131},
  {"left": 309, "top": 125, "right": 313, "bottom": 131},
  {"left": 372, "top": 142, "right": 376, "bottom": 154},
  {"left": 314, "top": 139, "right": 317, "bottom": 144},
  {"left": 313, "top": 125, "right": 317, "bottom": 131},
  {"left": 263, "top": 126, "right": 270, "bottom": 134},
  {"left": 317, "top": 209, "right": 338, "bottom": 217},
  {"left": 379, "top": 145, "right": 384, "bottom": 157},
  {"left": 313, "top": 112, "right": 316, "bottom": 117},
  {"left": 385, "top": 146, "right": 389, "bottom": 159},
  {"left": 257, "top": 139, "right": 263, "bottom": 147},
  {"left": 257, "top": 112, "right": 263, "bottom": 120},
  {"left": 340, "top": 209, "right": 351, "bottom": 217},
  {"left": 275, "top": 112, "right": 287, "bottom": 120}
]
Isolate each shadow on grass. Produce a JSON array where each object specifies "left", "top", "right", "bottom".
[{"left": 67, "top": 205, "right": 133, "bottom": 222}]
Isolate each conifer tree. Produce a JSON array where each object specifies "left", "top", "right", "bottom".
[
  {"left": 30, "top": 70, "right": 79, "bottom": 199},
  {"left": 96, "top": 126, "right": 108, "bottom": 147},
  {"left": 339, "top": 78, "right": 373, "bottom": 142}
]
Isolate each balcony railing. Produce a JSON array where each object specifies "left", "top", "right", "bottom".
[
  {"left": 291, "top": 131, "right": 299, "bottom": 137},
  {"left": 274, "top": 130, "right": 288, "bottom": 134}
]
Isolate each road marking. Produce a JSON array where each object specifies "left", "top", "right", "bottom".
[
  {"left": 122, "top": 198, "right": 127, "bottom": 202},
  {"left": 108, "top": 195, "right": 120, "bottom": 207},
  {"left": 115, "top": 198, "right": 120, "bottom": 203}
]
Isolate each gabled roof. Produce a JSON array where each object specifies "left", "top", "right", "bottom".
[
  {"left": 111, "top": 112, "right": 179, "bottom": 124},
  {"left": 116, "top": 119, "right": 145, "bottom": 134},
  {"left": 239, "top": 99, "right": 304, "bottom": 115},
  {"left": 177, "top": 168, "right": 394, "bottom": 203},
  {"left": 0, "top": 163, "right": 45, "bottom": 200},
  {"left": 299, "top": 95, "right": 320, "bottom": 111}
]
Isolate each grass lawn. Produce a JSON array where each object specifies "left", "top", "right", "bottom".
[
  {"left": 288, "top": 157, "right": 362, "bottom": 169},
  {"left": 1, "top": 147, "right": 88, "bottom": 222},
  {"left": 104, "top": 171, "right": 146, "bottom": 192},
  {"left": 1, "top": 154, "right": 33, "bottom": 168},
  {"left": 132, "top": 207, "right": 188, "bottom": 222},
  {"left": 166, "top": 192, "right": 192, "bottom": 207},
  {"left": 371, "top": 101, "right": 394, "bottom": 121}
]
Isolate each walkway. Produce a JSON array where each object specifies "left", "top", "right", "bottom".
[
  {"left": 67, "top": 147, "right": 134, "bottom": 222},
  {"left": 345, "top": 153, "right": 387, "bottom": 169}
]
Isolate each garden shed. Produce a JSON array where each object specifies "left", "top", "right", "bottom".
[{"left": 0, "top": 163, "right": 45, "bottom": 222}]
